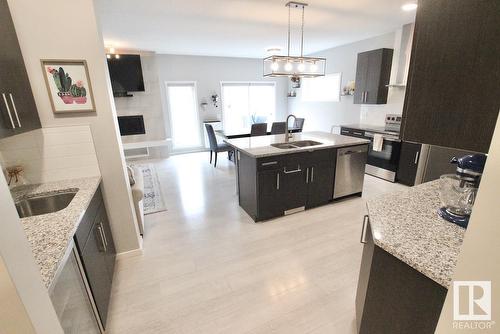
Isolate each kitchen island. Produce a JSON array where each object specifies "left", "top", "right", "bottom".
[
  {"left": 356, "top": 180, "right": 465, "bottom": 334},
  {"left": 225, "top": 131, "right": 370, "bottom": 221}
]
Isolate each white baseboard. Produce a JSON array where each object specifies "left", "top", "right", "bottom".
[{"left": 116, "top": 247, "right": 143, "bottom": 260}]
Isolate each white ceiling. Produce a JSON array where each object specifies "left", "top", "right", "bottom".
[{"left": 95, "top": 0, "right": 416, "bottom": 58}]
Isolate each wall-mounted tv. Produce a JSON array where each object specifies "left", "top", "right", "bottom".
[{"left": 107, "top": 54, "right": 145, "bottom": 97}]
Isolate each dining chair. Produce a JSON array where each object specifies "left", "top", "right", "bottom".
[
  {"left": 270, "top": 122, "right": 286, "bottom": 134},
  {"left": 204, "top": 124, "right": 233, "bottom": 167},
  {"left": 250, "top": 123, "right": 268, "bottom": 136},
  {"left": 294, "top": 118, "right": 305, "bottom": 132}
]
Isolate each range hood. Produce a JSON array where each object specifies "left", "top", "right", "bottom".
[{"left": 386, "top": 23, "right": 414, "bottom": 88}]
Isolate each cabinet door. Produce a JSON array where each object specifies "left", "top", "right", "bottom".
[
  {"left": 365, "top": 49, "right": 393, "bottom": 104},
  {"left": 81, "top": 221, "right": 112, "bottom": 328},
  {"left": 306, "top": 163, "right": 334, "bottom": 209},
  {"left": 97, "top": 204, "right": 116, "bottom": 282},
  {"left": 281, "top": 167, "right": 307, "bottom": 212},
  {"left": 257, "top": 169, "right": 283, "bottom": 221},
  {"left": 401, "top": 0, "right": 500, "bottom": 153},
  {"left": 353, "top": 52, "right": 369, "bottom": 104},
  {"left": 396, "top": 142, "right": 421, "bottom": 186},
  {"left": 0, "top": 0, "right": 40, "bottom": 138}
]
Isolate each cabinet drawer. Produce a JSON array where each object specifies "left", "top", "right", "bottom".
[
  {"left": 308, "top": 149, "right": 336, "bottom": 166},
  {"left": 75, "top": 187, "right": 102, "bottom": 251},
  {"left": 256, "top": 156, "right": 282, "bottom": 171}
]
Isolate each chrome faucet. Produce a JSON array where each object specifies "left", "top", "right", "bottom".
[{"left": 285, "top": 114, "right": 297, "bottom": 142}]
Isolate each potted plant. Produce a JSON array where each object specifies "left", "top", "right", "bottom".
[
  {"left": 47, "top": 67, "right": 73, "bottom": 104},
  {"left": 70, "top": 80, "right": 87, "bottom": 104}
]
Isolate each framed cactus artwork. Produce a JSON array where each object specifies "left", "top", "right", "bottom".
[{"left": 41, "top": 60, "right": 96, "bottom": 113}]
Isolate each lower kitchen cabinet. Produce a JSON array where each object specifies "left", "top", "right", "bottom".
[
  {"left": 257, "top": 169, "right": 283, "bottom": 221},
  {"left": 397, "top": 142, "right": 422, "bottom": 186},
  {"left": 356, "top": 219, "right": 447, "bottom": 334},
  {"left": 238, "top": 148, "right": 337, "bottom": 221},
  {"left": 75, "top": 185, "right": 116, "bottom": 329}
]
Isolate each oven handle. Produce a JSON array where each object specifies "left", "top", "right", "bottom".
[{"left": 364, "top": 131, "right": 401, "bottom": 142}]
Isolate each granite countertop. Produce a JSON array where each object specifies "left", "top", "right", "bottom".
[
  {"left": 367, "top": 180, "right": 465, "bottom": 288},
  {"left": 11, "top": 176, "right": 101, "bottom": 288},
  {"left": 224, "top": 131, "right": 370, "bottom": 158}
]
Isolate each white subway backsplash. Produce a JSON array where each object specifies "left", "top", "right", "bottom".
[{"left": 0, "top": 125, "right": 101, "bottom": 184}]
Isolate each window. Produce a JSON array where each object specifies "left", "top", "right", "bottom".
[
  {"left": 221, "top": 82, "right": 276, "bottom": 133},
  {"left": 166, "top": 82, "right": 202, "bottom": 151},
  {"left": 301, "top": 73, "right": 341, "bottom": 102}
]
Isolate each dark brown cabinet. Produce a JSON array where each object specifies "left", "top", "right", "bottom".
[
  {"left": 396, "top": 142, "right": 422, "bottom": 186},
  {"left": 356, "top": 218, "right": 447, "bottom": 334},
  {"left": 353, "top": 48, "right": 393, "bottom": 104},
  {"left": 401, "top": 0, "right": 500, "bottom": 153},
  {"left": 0, "top": 0, "right": 41, "bottom": 138},
  {"left": 238, "top": 149, "right": 337, "bottom": 222},
  {"left": 75, "top": 186, "right": 116, "bottom": 329}
]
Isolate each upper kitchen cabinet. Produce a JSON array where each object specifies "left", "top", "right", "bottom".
[
  {"left": 401, "top": 0, "right": 500, "bottom": 153},
  {"left": 0, "top": 0, "right": 41, "bottom": 139},
  {"left": 354, "top": 48, "right": 393, "bottom": 104}
]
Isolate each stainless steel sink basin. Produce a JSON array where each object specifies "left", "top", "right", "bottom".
[
  {"left": 290, "top": 140, "right": 323, "bottom": 147},
  {"left": 15, "top": 191, "right": 77, "bottom": 218},
  {"left": 271, "top": 140, "right": 323, "bottom": 149}
]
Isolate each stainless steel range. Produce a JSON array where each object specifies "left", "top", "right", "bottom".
[{"left": 340, "top": 114, "right": 402, "bottom": 182}]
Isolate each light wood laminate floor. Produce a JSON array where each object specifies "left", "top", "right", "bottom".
[{"left": 106, "top": 152, "right": 406, "bottom": 334}]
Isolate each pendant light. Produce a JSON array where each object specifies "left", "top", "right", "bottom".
[{"left": 263, "top": 2, "right": 326, "bottom": 78}]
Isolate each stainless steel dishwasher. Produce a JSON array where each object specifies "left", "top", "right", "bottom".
[{"left": 333, "top": 145, "right": 369, "bottom": 199}]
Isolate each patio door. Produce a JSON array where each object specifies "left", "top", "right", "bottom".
[{"left": 165, "top": 82, "right": 202, "bottom": 152}]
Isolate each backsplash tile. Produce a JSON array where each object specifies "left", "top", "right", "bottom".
[{"left": 0, "top": 125, "right": 101, "bottom": 184}]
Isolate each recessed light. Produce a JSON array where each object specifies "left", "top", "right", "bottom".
[{"left": 401, "top": 3, "right": 418, "bottom": 11}]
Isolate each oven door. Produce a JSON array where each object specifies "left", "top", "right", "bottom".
[{"left": 364, "top": 132, "right": 402, "bottom": 181}]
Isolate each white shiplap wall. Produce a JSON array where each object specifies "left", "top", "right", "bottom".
[{"left": 0, "top": 125, "right": 100, "bottom": 184}]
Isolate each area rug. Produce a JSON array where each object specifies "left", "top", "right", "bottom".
[{"left": 133, "top": 164, "right": 167, "bottom": 215}]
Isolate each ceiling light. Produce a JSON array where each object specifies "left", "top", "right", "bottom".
[
  {"left": 115, "top": 54, "right": 120, "bottom": 59},
  {"left": 106, "top": 54, "right": 111, "bottom": 59},
  {"left": 263, "top": 2, "right": 326, "bottom": 78},
  {"left": 401, "top": 3, "right": 417, "bottom": 11}
]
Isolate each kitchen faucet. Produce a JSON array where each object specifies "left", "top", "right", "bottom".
[{"left": 285, "top": 114, "right": 297, "bottom": 142}]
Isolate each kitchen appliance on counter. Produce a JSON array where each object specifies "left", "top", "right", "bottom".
[
  {"left": 438, "top": 154, "right": 487, "bottom": 228},
  {"left": 340, "top": 114, "right": 402, "bottom": 182}
]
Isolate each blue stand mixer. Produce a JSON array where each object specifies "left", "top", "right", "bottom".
[{"left": 437, "top": 154, "right": 487, "bottom": 228}]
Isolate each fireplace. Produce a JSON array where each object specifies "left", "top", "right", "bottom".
[{"left": 117, "top": 115, "right": 145, "bottom": 136}]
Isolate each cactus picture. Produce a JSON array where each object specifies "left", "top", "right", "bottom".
[{"left": 42, "top": 60, "right": 95, "bottom": 113}]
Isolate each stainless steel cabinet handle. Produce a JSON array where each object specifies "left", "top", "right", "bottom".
[
  {"left": 8, "top": 94, "right": 21, "bottom": 128},
  {"left": 365, "top": 91, "right": 368, "bottom": 102},
  {"left": 353, "top": 131, "right": 363, "bottom": 136},
  {"left": 276, "top": 172, "right": 280, "bottom": 190},
  {"left": 100, "top": 222, "right": 108, "bottom": 247},
  {"left": 97, "top": 225, "right": 107, "bottom": 252},
  {"left": 306, "top": 168, "right": 309, "bottom": 183},
  {"left": 262, "top": 161, "right": 278, "bottom": 166},
  {"left": 360, "top": 215, "right": 369, "bottom": 244},
  {"left": 414, "top": 151, "right": 420, "bottom": 164},
  {"left": 283, "top": 166, "right": 302, "bottom": 174},
  {"left": 2, "top": 93, "right": 16, "bottom": 129},
  {"left": 311, "top": 167, "right": 314, "bottom": 183}
]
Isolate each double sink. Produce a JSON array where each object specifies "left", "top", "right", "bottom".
[
  {"left": 15, "top": 190, "right": 77, "bottom": 218},
  {"left": 271, "top": 140, "right": 323, "bottom": 150}
]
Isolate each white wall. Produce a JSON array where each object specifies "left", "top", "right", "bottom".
[
  {"left": 155, "top": 54, "right": 289, "bottom": 140},
  {"left": 0, "top": 126, "right": 100, "bottom": 184},
  {"left": 288, "top": 31, "right": 400, "bottom": 131},
  {"left": 436, "top": 115, "right": 500, "bottom": 333},
  {"left": 7, "top": 0, "right": 141, "bottom": 253}
]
